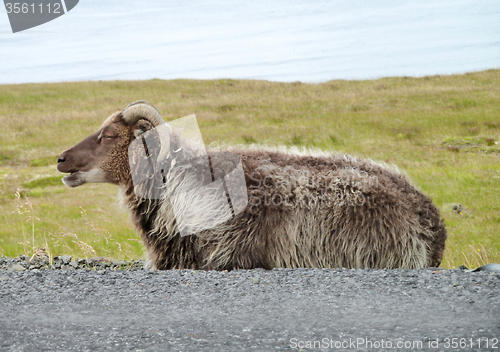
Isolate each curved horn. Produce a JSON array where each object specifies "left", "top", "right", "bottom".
[
  {"left": 124, "top": 100, "right": 157, "bottom": 111},
  {"left": 123, "top": 101, "right": 170, "bottom": 163},
  {"left": 122, "top": 101, "right": 164, "bottom": 127}
]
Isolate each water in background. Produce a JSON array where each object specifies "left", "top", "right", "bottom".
[{"left": 0, "top": 0, "right": 499, "bottom": 84}]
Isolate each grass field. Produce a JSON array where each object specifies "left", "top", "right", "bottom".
[{"left": 1, "top": 70, "right": 499, "bottom": 269}]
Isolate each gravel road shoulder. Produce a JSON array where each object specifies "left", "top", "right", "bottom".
[{"left": 1, "top": 266, "right": 499, "bottom": 352}]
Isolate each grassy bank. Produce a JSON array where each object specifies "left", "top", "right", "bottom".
[{"left": 1, "top": 70, "right": 499, "bottom": 268}]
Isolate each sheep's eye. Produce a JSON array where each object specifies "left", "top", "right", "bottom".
[{"left": 101, "top": 133, "right": 117, "bottom": 141}]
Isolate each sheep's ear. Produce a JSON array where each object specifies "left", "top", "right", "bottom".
[{"left": 133, "top": 120, "right": 154, "bottom": 138}]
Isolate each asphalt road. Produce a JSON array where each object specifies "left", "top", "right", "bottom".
[{"left": 0, "top": 268, "right": 499, "bottom": 351}]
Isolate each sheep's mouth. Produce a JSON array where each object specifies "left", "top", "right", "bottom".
[
  {"left": 62, "top": 171, "right": 84, "bottom": 187},
  {"left": 61, "top": 168, "right": 108, "bottom": 187},
  {"left": 63, "top": 170, "right": 79, "bottom": 179}
]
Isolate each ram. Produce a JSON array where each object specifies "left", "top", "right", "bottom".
[{"left": 57, "top": 101, "right": 447, "bottom": 270}]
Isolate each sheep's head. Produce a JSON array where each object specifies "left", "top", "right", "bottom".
[{"left": 57, "top": 101, "right": 167, "bottom": 188}]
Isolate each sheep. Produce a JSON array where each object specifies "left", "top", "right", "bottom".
[{"left": 57, "top": 100, "right": 447, "bottom": 270}]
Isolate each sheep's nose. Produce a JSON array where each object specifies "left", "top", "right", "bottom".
[{"left": 57, "top": 156, "right": 66, "bottom": 164}]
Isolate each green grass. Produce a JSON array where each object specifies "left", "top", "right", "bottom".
[{"left": 1, "top": 70, "right": 499, "bottom": 268}]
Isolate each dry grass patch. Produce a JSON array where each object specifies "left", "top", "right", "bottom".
[{"left": 1, "top": 70, "right": 499, "bottom": 268}]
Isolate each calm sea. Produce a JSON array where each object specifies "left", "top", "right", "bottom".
[{"left": 0, "top": 0, "right": 499, "bottom": 84}]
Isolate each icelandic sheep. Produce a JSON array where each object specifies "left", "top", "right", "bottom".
[{"left": 57, "top": 101, "right": 447, "bottom": 270}]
